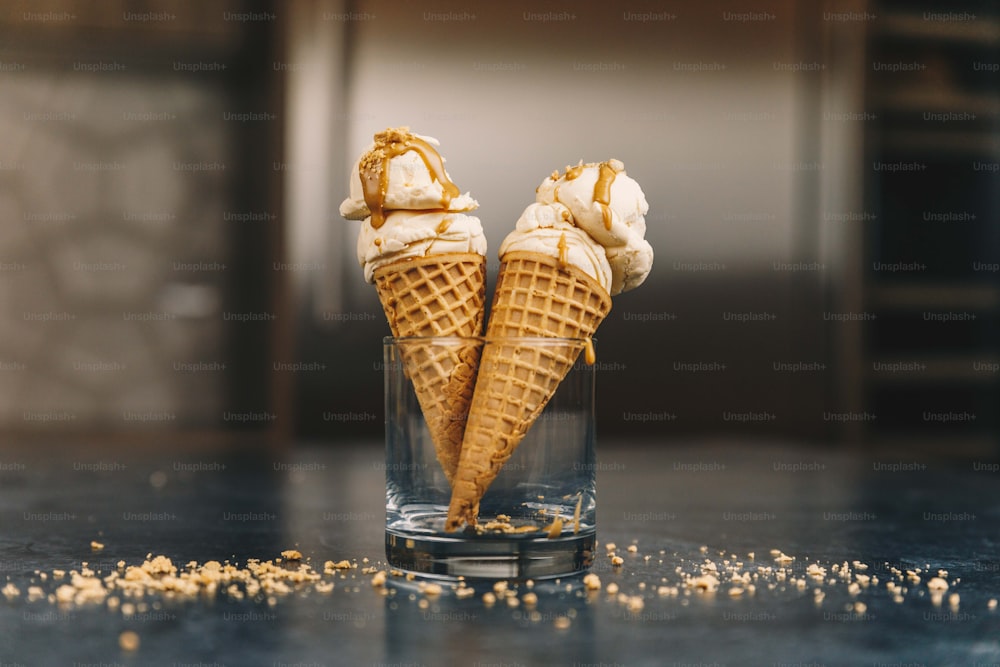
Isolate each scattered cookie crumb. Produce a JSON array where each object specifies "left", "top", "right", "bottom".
[
  {"left": 149, "top": 471, "right": 168, "bottom": 488},
  {"left": 475, "top": 514, "right": 540, "bottom": 535},
  {"left": 90, "top": 541, "right": 104, "bottom": 552},
  {"left": 807, "top": 564, "right": 826, "bottom": 581},
  {"left": 987, "top": 598, "right": 997, "bottom": 610},
  {"left": 626, "top": 595, "right": 644, "bottom": 612},
  {"left": 421, "top": 583, "right": 443, "bottom": 597},
  {"left": 688, "top": 575, "right": 719, "bottom": 593},
  {"left": 325, "top": 559, "right": 353, "bottom": 571},
  {"left": 927, "top": 577, "right": 949, "bottom": 593},
  {"left": 5, "top": 541, "right": 985, "bottom": 634},
  {"left": 118, "top": 630, "right": 140, "bottom": 652}
]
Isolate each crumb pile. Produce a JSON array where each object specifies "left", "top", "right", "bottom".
[
  {"left": 1, "top": 550, "right": 361, "bottom": 609},
  {"left": 2, "top": 541, "right": 996, "bottom": 633}
]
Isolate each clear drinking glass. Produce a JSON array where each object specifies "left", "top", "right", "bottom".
[{"left": 383, "top": 336, "right": 597, "bottom": 580}]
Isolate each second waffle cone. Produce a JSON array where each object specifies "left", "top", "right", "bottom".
[{"left": 445, "top": 251, "right": 612, "bottom": 531}]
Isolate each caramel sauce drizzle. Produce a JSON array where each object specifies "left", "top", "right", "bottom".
[
  {"left": 583, "top": 338, "right": 596, "bottom": 365},
  {"left": 436, "top": 217, "right": 452, "bottom": 234},
  {"left": 555, "top": 160, "right": 621, "bottom": 231},
  {"left": 557, "top": 232, "right": 569, "bottom": 267},
  {"left": 359, "top": 127, "right": 460, "bottom": 229},
  {"left": 593, "top": 161, "right": 619, "bottom": 230}
]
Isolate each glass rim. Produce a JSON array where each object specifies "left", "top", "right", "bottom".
[{"left": 383, "top": 335, "right": 596, "bottom": 345}]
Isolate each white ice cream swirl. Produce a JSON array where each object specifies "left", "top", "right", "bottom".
[
  {"left": 356, "top": 210, "right": 486, "bottom": 282},
  {"left": 339, "top": 127, "right": 485, "bottom": 283},
  {"left": 501, "top": 159, "right": 653, "bottom": 295},
  {"left": 499, "top": 203, "right": 613, "bottom": 289}
]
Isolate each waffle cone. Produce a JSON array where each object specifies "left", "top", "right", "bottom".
[
  {"left": 445, "top": 251, "right": 611, "bottom": 531},
  {"left": 374, "top": 253, "right": 486, "bottom": 484}
]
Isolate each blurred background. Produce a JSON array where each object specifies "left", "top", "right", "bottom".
[{"left": 0, "top": 0, "right": 997, "bottom": 455}]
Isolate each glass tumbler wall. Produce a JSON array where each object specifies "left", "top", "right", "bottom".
[{"left": 384, "top": 336, "right": 597, "bottom": 579}]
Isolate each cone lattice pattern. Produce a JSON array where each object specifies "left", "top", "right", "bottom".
[
  {"left": 374, "top": 253, "right": 486, "bottom": 483},
  {"left": 446, "top": 251, "right": 611, "bottom": 530}
]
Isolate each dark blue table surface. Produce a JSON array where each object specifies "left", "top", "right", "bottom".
[{"left": 1, "top": 438, "right": 998, "bottom": 667}]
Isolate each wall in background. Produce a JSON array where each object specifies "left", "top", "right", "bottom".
[
  {"left": 297, "top": 0, "right": 846, "bottom": 442},
  {"left": 3, "top": 1, "right": 995, "bottom": 453},
  {"left": 0, "top": 1, "right": 283, "bottom": 440}
]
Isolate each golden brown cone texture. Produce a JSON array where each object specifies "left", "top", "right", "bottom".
[
  {"left": 373, "top": 253, "right": 486, "bottom": 484},
  {"left": 445, "top": 251, "right": 611, "bottom": 531}
]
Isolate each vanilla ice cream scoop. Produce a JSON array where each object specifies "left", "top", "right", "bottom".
[
  {"left": 504, "top": 159, "right": 653, "bottom": 295},
  {"left": 339, "top": 128, "right": 478, "bottom": 223},
  {"left": 341, "top": 127, "right": 486, "bottom": 283},
  {"left": 499, "top": 202, "right": 613, "bottom": 291},
  {"left": 357, "top": 210, "right": 487, "bottom": 282}
]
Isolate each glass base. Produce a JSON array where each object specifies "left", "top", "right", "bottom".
[{"left": 386, "top": 529, "right": 596, "bottom": 580}]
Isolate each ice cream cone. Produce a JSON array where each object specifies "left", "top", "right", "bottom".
[
  {"left": 374, "top": 252, "right": 487, "bottom": 484},
  {"left": 445, "top": 251, "right": 612, "bottom": 530}
]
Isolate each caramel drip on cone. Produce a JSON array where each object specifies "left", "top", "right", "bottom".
[
  {"left": 557, "top": 232, "right": 569, "bottom": 267},
  {"left": 359, "top": 127, "right": 460, "bottom": 229}
]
